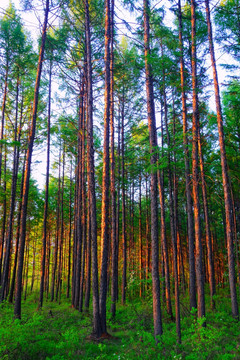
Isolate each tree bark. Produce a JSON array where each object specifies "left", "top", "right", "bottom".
[
  {"left": 85, "top": 0, "right": 102, "bottom": 336},
  {"left": 39, "top": 59, "right": 52, "bottom": 309},
  {"left": 100, "top": 0, "right": 111, "bottom": 334},
  {"left": 205, "top": 0, "right": 239, "bottom": 320},
  {"left": 177, "top": 0, "right": 197, "bottom": 310},
  {"left": 191, "top": 0, "right": 205, "bottom": 320},
  {"left": 143, "top": 0, "right": 163, "bottom": 340},
  {"left": 14, "top": 0, "right": 49, "bottom": 319}
]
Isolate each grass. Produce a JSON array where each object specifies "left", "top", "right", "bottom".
[{"left": 0, "top": 289, "right": 240, "bottom": 359}]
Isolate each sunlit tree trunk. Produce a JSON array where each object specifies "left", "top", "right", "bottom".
[
  {"left": 177, "top": 0, "right": 197, "bottom": 310},
  {"left": 0, "top": 154, "right": 7, "bottom": 293},
  {"left": 79, "top": 104, "right": 87, "bottom": 313},
  {"left": 205, "top": 0, "right": 239, "bottom": 320},
  {"left": 14, "top": 0, "right": 49, "bottom": 319},
  {"left": 191, "top": 0, "right": 205, "bottom": 320},
  {"left": 198, "top": 126, "right": 216, "bottom": 308},
  {"left": 85, "top": 0, "right": 101, "bottom": 336},
  {"left": 67, "top": 162, "right": 72, "bottom": 299},
  {"left": 121, "top": 93, "right": 127, "bottom": 305},
  {"left": 39, "top": 59, "right": 52, "bottom": 309},
  {"left": 143, "top": 0, "right": 162, "bottom": 340},
  {"left": 110, "top": 0, "right": 117, "bottom": 317},
  {"left": 51, "top": 149, "right": 61, "bottom": 302},
  {"left": 9, "top": 150, "right": 25, "bottom": 304},
  {"left": 0, "top": 75, "right": 20, "bottom": 302},
  {"left": 100, "top": 0, "right": 111, "bottom": 334}
]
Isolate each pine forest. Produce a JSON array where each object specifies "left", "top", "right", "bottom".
[{"left": 0, "top": 0, "right": 240, "bottom": 358}]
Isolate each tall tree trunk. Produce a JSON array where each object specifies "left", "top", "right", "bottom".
[
  {"left": 51, "top": 148, "right": 61, "bottom": 302},
  {"left": 139, "top": 174, "right": 143, "bottom": 298},
  {"left": 205, "top": 0, "right": 239, "bottom": 320},
  {"left": 191, "top": 0, "right": 205, "bottom": 320},
  {"left": 8, "top": 150, "right": 25, "bottom": 303},
  {"left": 84, "top": 182, "right": 91, "bottom": 310},
  {"left": 110, "top": 0, "right": 117, "bottom": 317},
  {"left": 198, "top": 126, "right": 216, "bottom": 308},
  {"left": 56, "top": 144, "right": 65, "bottom": 303},
  {"left": 157, "top": 169, "right": 172, "bottom": 316},
  {"left": 121, "top": 94, "right": 127, "bottom": 305},
  {"left": 0, "top": 154, "right": 7, "bottom": 293},
  {"left": 100, "top": 0, "right": 111, "bottom": 334},
  {"left": 177, "top": 0, "right": 197, "bottom": 310},
  {"left": 73, "top": 84, "right": 84, "bottom": 308},
  {"left": 143, "top": 0, "right": 162, "bottom": 340},
  {"left": 39, "top": 59, "right": 52, "bottom": 309},
  {"left": 79, "top": 104, "right": 87, "bottom": 313},
  {"left": 0, "top": 75, "right": 21, "bottom": 300},
  {"left": 67, "top": 162, "right": 73, "bottom": 299},
  {"left": 85, "top": 0, "right": 101, "bottom": 336},
  {"left": 14, "top": 0, "right": 49, "bottom": 319}
]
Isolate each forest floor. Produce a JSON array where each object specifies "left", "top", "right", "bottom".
[{"left": 0, "top": 289, "right": 240, "bottom": 360}]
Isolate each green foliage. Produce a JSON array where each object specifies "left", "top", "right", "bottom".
[
  {"left": 214, "top": 0, "right": 240, "bottom": 61},
  {"left": 1, "top": 290, "right": 240, "bottom": 360}
]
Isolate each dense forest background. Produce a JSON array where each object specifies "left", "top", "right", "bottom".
[{"left": 0, "top": 0, "right": 240, "bottom": 358}]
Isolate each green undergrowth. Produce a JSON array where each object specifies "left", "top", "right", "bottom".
[{"left": 0, "top": 290, "right": 240, "bottom": 359}]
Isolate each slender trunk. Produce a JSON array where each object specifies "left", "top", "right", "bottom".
[
  {"left": 139, "top": 174, "right": 143, "bottom": 298},
  {"left": 0, "top": 75, "right": 20, "bottom": 302},
  {"left": 100, "top": 0, "right": 111, "bottom": 334},
  {"left": 144, "top": 0, "right": 162, "bottom": 340},
  {"left": 79, "top": 105, "right": 87, "bottom": 312},
  {"left": 178, "top": 0, "right": 196, "bottom": 310},
  {"left": 198, "top": 127, "right": 216, "bottom": 308},
  {"left": 51, "top": 149, "right": 61, "bottom": 301},
  {"left": 110, "top": 0, "right": 117, "bottom": 317},
  {"left": 84, "top": 183, "right": 91, "bottom": 309},
  {"left": 205, "top": 0, "right": 239, "bottom": 319},
  {"left": 8, "top": 152, "right": 25, "bottom": 303},
  {"left": 39, "top": 60, "right": 52, "bottom": 309},
  {"left": 157, "top": 169, "right": 172, "bottom": 316},
  {"left": 0, "top": 154, "right": 7, "bottom": 293},
  {"left": 14, "top": 0, "right": 49, "bottom": 319},
  {"left": 24, "top": 239, "right": 29, "bottom": 300},
  {"left": 56, "top": 145, "right": 65, "bottom": 303},
  {"left": 67, "top": 162, "right": 73, "bottom": 299},
  {"left": 121, "top": 94, "right": 127, "bottom": 305},
  {"left": 191, "top": 0, "right": 205, "bottom": 320},
  {"left": 85, "top": 0, "right": 101, "bottom": 336}
]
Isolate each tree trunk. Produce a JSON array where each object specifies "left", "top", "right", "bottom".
[
  {"left": 67, "top": 162, "right": 73, "bottom": 299},
  {"left": 191, "top": 0, "right": 205, "bottom": 320},
  {"left": 39, "top": 59, "right": 52, "bottom": 309},
  {"left": 8, "top": 151, "right": 25, "bottom": 303},
  {"left": 110, "top": 0, "right": 117, "bottom": 317},
  {"left": 100, "top": 0, "right": 111, "bottom": 334},
  {"left": 177, "top": 0, "right": 197, "bottom": 310},
  {"left": 85, "top": 0, "right": 101, "bottom": 336},
  {"left": 205, "top": 0, "right": 239, "bottom": 320},
  {"left": 143, "top": 0, "right": 162, "bottom": 340},
  {"left": 121, "top": 94, "right": 127, "bottom": 305},
  {"left": 198, "top": 126, "right": 216, "bottom": 308},
  {"left": 14, "top": 0, "right": 49, "bottom": 319}
]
